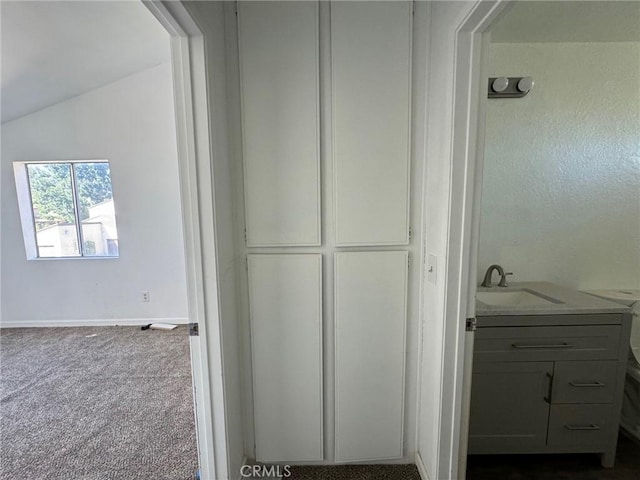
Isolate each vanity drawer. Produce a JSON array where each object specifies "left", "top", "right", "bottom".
[
  {"left": 552, "top": 361, "right": 618, "bottom": 404},
  {"left": 547, "top": 404, "right": 613, "bottom": 449},
  {"left": 474, "top": 325, "right": 621, "bottom": 362}
]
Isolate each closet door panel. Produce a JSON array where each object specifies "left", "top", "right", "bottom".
[
  {"left": 238, "top": 2, "right": 320, "bottom": 246},
  {"left": 332, "top": 2, "right": 412, "bottom": 246},
  {"left": 334, "top": 252, "right": 408, "bottom": 461},
  {"left": 248, "top": 254, "right": 323, "bottom": 461}
]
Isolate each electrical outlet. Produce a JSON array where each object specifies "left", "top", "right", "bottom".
[{"left": 141, "top": 291, "right": 150, "bottom": 302}]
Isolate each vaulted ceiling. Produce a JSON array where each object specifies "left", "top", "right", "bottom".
[
  {"left": 3, "top": 1, "right": 637, "bottom": 124},
  {"left": 1, "top": 1, "right": 170, "bottom": 124}
]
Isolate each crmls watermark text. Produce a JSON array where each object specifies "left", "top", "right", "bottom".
[{"left": 240, "top": 464, "right": 292, "bottom": 478}]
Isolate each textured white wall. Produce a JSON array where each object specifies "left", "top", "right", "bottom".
[
  {"left": 1, "top": 63, "right": 189, "bottom": 324},
  {"left": 479, "top": 42, "right": 640, "bottom": 290}
]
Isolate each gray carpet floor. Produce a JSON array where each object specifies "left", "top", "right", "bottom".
[{"left": 0, "top": 325, "right": 198, "bottom": 480}]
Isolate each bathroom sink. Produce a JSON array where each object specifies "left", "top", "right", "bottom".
[{"left": 477, "top": 289, "right": 563, "bottom": 307}]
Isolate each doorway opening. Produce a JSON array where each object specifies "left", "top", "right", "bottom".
[
  {"left": 445, "top": 1, "right": 640, "bottom": 479},
  {"left": 0, "top": 2, "right": 203, "bottom": 478}
]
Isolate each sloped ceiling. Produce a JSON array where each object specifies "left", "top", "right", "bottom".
[
  {"left": 1, "top": 1, "right": 170, "bottom": 124},
  {"left": 491, "top": 1, "right": 640, "bottom": 43}
]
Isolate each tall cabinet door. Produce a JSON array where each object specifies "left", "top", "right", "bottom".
[
  {"left": 248, "top": 255, "right": 323, "bottom": 462},
  {"left": 332, "top": 1, "right": 412, "bottom": 246},
  {"left": 238, "top": 2, "right": 320, "bottom": 246},
  {"left": 238, "top": 0, "right": 415, "bottom": 465},
  {"left": 334, "top": 252, "right": 408, "bottom": 462}
]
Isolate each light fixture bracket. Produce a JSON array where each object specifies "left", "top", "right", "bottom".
[{"left": 488, "top": 76, "right": 534, "bottom": 98}]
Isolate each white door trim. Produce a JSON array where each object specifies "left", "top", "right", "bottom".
[
  {"left": 439, "top": 1, "right": 512, "bottom": 479},
  {"left": 143, "top": 2, "right": 229, "bottom": 479}
]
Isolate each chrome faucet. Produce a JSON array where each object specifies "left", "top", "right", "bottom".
[{"left": 481, "top": 264, "right": 513, "bottom": 287}]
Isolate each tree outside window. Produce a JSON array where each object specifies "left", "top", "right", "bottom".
[{"left": 16, "top": 161, "right": 119, "bottom": 258}]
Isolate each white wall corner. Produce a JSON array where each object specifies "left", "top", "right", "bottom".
[
  {"left": 415, "top": 451, "right": 431, "bottom": 480},
  {"left": 236, "top": 455, "right": 250, "bottom": 480}
]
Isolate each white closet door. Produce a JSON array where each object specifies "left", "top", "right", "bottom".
[
  {"left": 332, "top": 1, "right": 412, "bottom": 246},
  {"left": 334, "top": 252, "right": 408, "bottom": 462},
  {"left": 238, "top": 2, "right": 320, "bottom": 246},
  {"left": 248, "top": 254, "right": 323, "bottom": 462}
]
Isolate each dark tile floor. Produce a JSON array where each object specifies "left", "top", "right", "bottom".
[
  {"left": 252, "top": 433, "right": 639, "bottom": 480},
  {"left": 287, "top": 464, "right": 421, "bottom": 480},
  {"left": 467, "top": 432, "right": 640, "bottom": 480}
]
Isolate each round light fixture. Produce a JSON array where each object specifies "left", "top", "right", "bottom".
[
  {"left": 517, "top": 76, "right": 534, "bottom": 93},
  {"left": 492, "top": 77, "right": 509, "bottom": 93}
]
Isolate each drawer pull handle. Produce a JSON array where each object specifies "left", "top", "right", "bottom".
[
  {"left": 569, "top": 381, "right": 605, "bottom": 388},
  {"left": 564, "top": 424, "right": 600, "bottom": 431},
  {"left": 511, "top": 342, "right": 573, "bottom": 349}
]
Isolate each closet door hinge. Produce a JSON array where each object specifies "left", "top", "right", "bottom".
[
  {"left": 234, "top": 1, "right": 238, "bottom": 16},
  {"left": 408, "top": 255, "right": 411, "bottom": 268},
  {"left": 408, "top": 226, "right": 412, "bottom": 241},
  {"left": 243, "top": 228, "right": 247, "bottom": 243},
  {"left": 189, "top": 323, "right": 199, "bottom": 336},
  {"left": 466, "top": 318, "right": 477, "bottom": 332}
]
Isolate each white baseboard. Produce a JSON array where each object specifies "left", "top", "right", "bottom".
[
  {"left": 0, "top": 318, "right": 189, "bottom": 328},
  {"left": 415, "top": 451, "right": 430, "bottom": 480},
  {"left": 237, "top": 456, "right": 250, "bottom": 480}
]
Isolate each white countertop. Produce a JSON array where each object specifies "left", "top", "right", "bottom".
[{"left": 476, "top": 281, "right": 631, "bottom": 316}]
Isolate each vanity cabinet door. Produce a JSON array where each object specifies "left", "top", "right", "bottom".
[{"left": 468, "top": 361, "right": 553, "bottom": 454}]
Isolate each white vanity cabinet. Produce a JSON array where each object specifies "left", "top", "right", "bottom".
[{"left": 469, "top": 313, "right": 632, "bottom": 467}]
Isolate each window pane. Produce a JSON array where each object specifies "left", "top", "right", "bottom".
[
  {"left": 26, "top": 163, "right": 80, "bottom": 257},
  {"left": 73, "top": 162, "right": 119, "bottom": 257}
]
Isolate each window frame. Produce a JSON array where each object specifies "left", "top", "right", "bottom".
[{"left": 13, "top": 159, "right": 119, "bottom": 260}]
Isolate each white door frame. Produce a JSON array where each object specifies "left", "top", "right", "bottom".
[
  {"left": 143, "top": 1, "right": 519, "bottom": 479},
  {"left": 143, "top": 2, "right": 229, "bottom": 479},
  {"left": 439, "top": 1, "right": 512, "bottom": 479}
]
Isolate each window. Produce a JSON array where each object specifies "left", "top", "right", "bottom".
[{"left": 13, "top": 161, "right": 119, "bottom": 259}]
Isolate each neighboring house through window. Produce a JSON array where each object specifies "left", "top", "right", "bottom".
[{"left": 13, "top": 160, "right": 119, "bottom": 259}]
